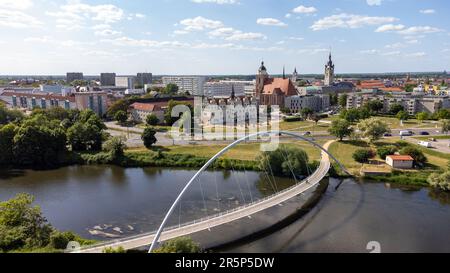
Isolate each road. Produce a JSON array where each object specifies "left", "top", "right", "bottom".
[{"left": 76, "top": 140, "right": 334, "bottom": 253}]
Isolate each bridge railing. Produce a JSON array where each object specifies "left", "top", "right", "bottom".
[{"left": 78, "top": 155, "right": 330, "bottom": 251}]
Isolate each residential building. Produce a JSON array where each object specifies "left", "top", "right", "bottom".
[
  {"left": 39, "top": 85, "right": 64, "bottom": 93},
  {"left": 100, "top": 73, "right": 116, "bottom": 86},
  {"left": 204, "top": 82, "right": 245, "bottom": 99},
  {"left": 162, "top": 76, "right": 206, "bottom": 96},
  {"left": 129, "top": 102, "right": 166, "bottom": 124},
  {"left": 219, "top": 80, "right": 256, "bottom": 97},
  {"left": 202, "top": 96, "right": 258, "bottom": 126},
  {"left": 136, "top": 73, "right": 153, "bottom": 86},
  {"left": 386, "top": 155, "right": 414, "bottom": 169},
  {"left": 66, "top": 72, "right": 84, "bottom": 83},
  {"left": 285, "top": 95, "right": 330, "bottom": 113},
  {"left": 0, "top": 91, "right": 76, "bottom": 110},
  {"left": 73, "top": 91, "right": 108, "bottom": 116},
  {"left": 115, "top": 76, "right": 135, "bottom": 89}
]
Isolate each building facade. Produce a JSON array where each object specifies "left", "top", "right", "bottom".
[
  {"left": 162, "top": 76, "right": 206, "bottom": 96},
  {"left": 66, "top": 72, "right": 84, "bottom": 83},
  {"left": 285, "top": 95, "right": 330, "bottom": 113},
  {"left": 204, "top": 82, "right": 245, "bottom": 99},
  {"left": 73, "top": 91, "right": 109, "bottom": 116},
  {"left": 115, "top": 76, "right": 135, "bottom": 89},
  {"left": 324, "top": 53, "right": 335, "bottom": 86},
  {"left": 136, "top": 73, "right": 153, "bottom": 86},
  {"left": 0, "top": 92, "right": 77, "bottom": 111},
  {"left": 100, "top": 73, "right": 116, "bottom": 86}
]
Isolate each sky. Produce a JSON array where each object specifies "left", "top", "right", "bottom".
[{"left": 0, "top": 0, "right": 449, "bottom": 75}]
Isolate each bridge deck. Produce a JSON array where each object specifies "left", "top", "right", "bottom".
[{"left": 77, "top": 141, "right": 333, "bottom": 253}]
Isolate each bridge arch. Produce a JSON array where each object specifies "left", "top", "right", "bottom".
[{"left": 149, "top": 131, "right": 349, "bottom": 252}]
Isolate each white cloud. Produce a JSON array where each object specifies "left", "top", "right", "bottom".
[
  {"left": 292, "top": 5, "right": 317, "bottom": 14},
  {"left": 191, "top": 0, "right": 238, "bottom": 4},
  {"left": 311, "top": 13, "right": 398, "bottom": 31},
  {"left": 367, "top": 0, "right": 382, "bottom": 6},
  {"left": 381, "top": 51, "right": 401, "bottom": 56},
  {"left": 360, "top": 49, "right": 380, "bottom": 54},
  {"left": 385, "top": 42, "right": 405, "bottom": 49},
  {"left": 0, "top": 9, "right": 42, "bottom": 28},
  {"left": 256, "top": 18, "right": 287, "bottom": 27},
  {"left": 398, "top": 26, "right": 443, "bottom": 35},
  {"left": 406, "top": 52, "right": 426, "bottom": 57},
  {"left": 208, "top": 27, "right": 266, "bottom": 41},
  {"left": 420, "top": 9, "right": 435, "bottom": 14},
  {"left": 135, "top": 13, "right": 146, "bottom": 19},
  {"left": 285, "top": 13, "right": 292, "bottom": 18},
  {"left": 94, "top": 29, "right": 122, "bottom": 37},
  {"left": 297, "top": 48, "right": 328, "bottom": 55},
  {"left": 0, "top": 0, "right": 32, "bottom": 10},
  {"left": 180, "top": 16, "right": 224, "bottom": 31},
  {"left": 288, "top": 37, "right": 304, "bottom": 41},
  {"left": 375, "top": 24, "right": 405, "bottom": 32}
]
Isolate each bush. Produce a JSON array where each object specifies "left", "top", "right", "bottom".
[
  {"left": 103, "top": 246, "right": 126, "bottom": 253},
  {"left": 400, "top": 146, "right": 427, "bottom": 166},
  {"left": 49, "top": 231, "right": 77, "bottom": 250},
  {"left": 377, "top": 145, "right": 398, "bottom": 160},
  {"left": 352, "top": 149, "right": 374, "bottom": 163},
  {"left": 142, "top": 127, "right": 157, "bottom": 149},
  {"left": 428, "top": 171, "right": 450, "bottom": 191},
  {"left": 153, "top": 237, "right": 201, "bottom": 253},
  {"left": 103, "top": 136, "right": 126, "bottom": 161},
  {"left": 146, "top": 114, "right": 159, "bottom": 126}
]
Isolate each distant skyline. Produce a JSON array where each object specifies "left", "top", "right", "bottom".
[{"left": 0, "top": 0, "right": 449, "bottom": 75}]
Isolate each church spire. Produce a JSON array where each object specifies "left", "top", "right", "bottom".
[{"left": 283, "top": 65, "right": 286, "bottom": 79}]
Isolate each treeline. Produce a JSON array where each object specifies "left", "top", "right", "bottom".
[{"left": 0, "top": 104, "right": 108, "bottom": 169}]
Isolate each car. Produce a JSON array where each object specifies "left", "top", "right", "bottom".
[
  {"left": 302, "top": 132, "right": 311, "bottom": 136},
  {"left": 400, "top": 130, "right": 413, "bottom": 137},
  {"left": 419, "top": 131, "right": 430, "bottom": 136},
  {"left": 383, "top": 133, "right": 392, "bottom": 137}
]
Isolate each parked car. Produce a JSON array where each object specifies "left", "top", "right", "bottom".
[
  {"left": 419, "top": 131, "right": 430, "bottom": 136},
  {"left": 400, "top": 130, "right": 413, "bottom": 137},
  {"left": 418, "top": 141, "right": 432, "bottom": 148},
  {"left": 383, "top": 133, "right": 392, "bottom": 137},
  {"left": 302, "top": 132, "right": 311, "bottom": 136}
]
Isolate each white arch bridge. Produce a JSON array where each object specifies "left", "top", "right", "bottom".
[{"left": 76, "top": 131, "right": 348, "bottom": 253}]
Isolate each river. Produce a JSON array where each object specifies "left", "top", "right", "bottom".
[{"left": 1, "top": 166, "right": 450, "bottom": 252}]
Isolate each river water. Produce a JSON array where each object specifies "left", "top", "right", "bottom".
[{"left": 0, "top": 166, "right": 450, "bottom": 252}]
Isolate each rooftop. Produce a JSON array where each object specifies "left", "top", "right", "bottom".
[{"left": 387, "top": 155, "right": 414, "bottom": 161}]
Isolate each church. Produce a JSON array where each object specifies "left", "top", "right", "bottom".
[{"left": 256, "top": 62, "right": 298, "bottom": 107}]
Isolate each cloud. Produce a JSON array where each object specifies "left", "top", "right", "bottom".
[
  {"left": 360, "top": 49, "right": 380, "bottom": 54},
  {"left": 385, "top": 42, "right": 406, "bottom": 49},
  {"left": 366, "top": 0, "right": 382, "bottom": 6},
  {"left": 420, "top": 9, "right": 435, "bottom": 14},
  {"left": 381, "top": 51, "right": 401, "bottom": 56},
  {"left": 256, "top": 18, "right": 287, "bottom": 27},
  {"left": 406, "top": 52, "right": 426, "bottom": 57},
  {"left": 135, "top": 13, "right": 146, "bottom": 19},
  {"left": 0, "top": 0, "right": 32, "bottom": 10},
  {"left": 179, "top": 16, "right": 224, "bottom": 31},
  {"left": 292, "top": 5, "right": 317, "bottom": 14},
  {"left": 208, "top": 27, "right": 266, "bottom": 41},
  {"left": 311, "top": 13, "right": 398, "bottom": 31},
  {"left": 94, "top": 29, "right": 122, "bottom": 37},
  {"left": 398, "top": 26, "right": 443, "bottom": 35},
  {"left": 375, "top": 24, "right": 405, "bottom": 32},
  {"left": 191, "top": 0, "right": 238, "bottom": 4},
  {"left": 0, "top": 9, "right": 43, "bottom": 28},
  {"left": 288, "top": 37, "right": 304, "bottom": 41},
  {"left": 47, "top": 1, "right": 124, "bottom": 31}
]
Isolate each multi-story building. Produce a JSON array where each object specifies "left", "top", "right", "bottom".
[
  {"left": 285, "top": 95, "right": 330, "bottom": 113},
  {"left": 0, "top": 91, "right": 76, "bottom": 110},
  {"left": 100, "top": 73, "right": 116, "bottom": 86},
  {"left": 204, "top": 82, "right": 245, "bottom": 99},
  {"left": 66, "top": 72, "right": 84, "bottom": 83},
  {"left": 136, "top": 73, "right": 153, "bottom": 86},
  {"left": 115, "top": 76, "right": 135, "bottom": 89},
  {"left": 219, "top": 80, "right": 256, "bottom": 97},
  {"left": 73, "top": 91, "right": 109, "bottom": 116},
  {"left": 162, "top": 76, "right": 206, "bottom": 96},
  {"left": 324, "top": 53, "right": 335, "bottom": 86},
  {"left": 202, "top": 97, "right": 258, "bottom": 126},
  {"left": 346, "top": 93, "right": 450, "bottom": 115}
]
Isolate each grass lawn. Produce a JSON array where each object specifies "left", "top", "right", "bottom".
[
  {"left": 413, "top": 135, "right": 450, "bottom": 141},
  {"left": 278, "top": 120, "right": 330, "bottom": 132},
  {"left": 127, "top": 139, "right": 324, "bottom": 162},
  {"left": 374, "top": 116, "right": 441, "bottom": 130}
]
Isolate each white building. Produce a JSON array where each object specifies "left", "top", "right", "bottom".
[
  {"left": 386, "top": 155, "right": 414, "bottom": 169},
  {"left": 124, "top": 89, "right": 145, "bottom": 95},
  {"left": 115, "top": 76, "right": 135, "bottom": 89},
  {"left": 285, "top": 95, "right": 330, "bottom": 113},
  {"left": 204, "top": 82, "right": 245, "bottom": 99},
  {"left": 40, "top": 85, "right": 64, "bottom": 93},
  {"left": 162, "top": 76, "right": 206, "bottom": 96},
  {"left": 220, "top": 80, "right": 256, "bottom": 97}
]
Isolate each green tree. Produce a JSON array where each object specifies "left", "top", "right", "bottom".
[
  {"left": 164, "top": 100, "right": 193, "bottom": 126},
  {"left": 300, "top": 108, "right": 313, "bottom": 119},
  {"left": 0, "top": 193, "right": 53, "bottom": 252},
  {"left": 352, "top": 149, "right": 374, "bottom": 164},
  {"left": 103, "top": 136, "right": 126, "bottom": 161},
  {"left": 146, "top": 114, "right": 159, "bottom": 126},
  {"left": 428, "top": 171, "right": 450, "bottom": 191},
  {"left": 437, "top": 109, "right": 450, "bottom": 120},
  {"left": 67, "top": 122, "right": 103, "bottom": 152},
  {"left": 400, "top": 146, "right": 427, "bottom": 166},
  {"left": 114, "top": 110, "right": 128, "bottom": 124},
  {"left": 107, "top": 99, "right": 130, "bottom": 119},
  {"left": 416, "top": 112, "right": 429, "bottom": 123},
  {"left": 377, "top": 145, "right": 399, "bottom": 160},
  {"left": 328, "top": 119, "right": 353, "bottom": 141},
  {"left": 340, "top": 108, "right": 361, "bottom": 123},
  {"left": 389, "top": 103, "right": 404, "bottom": 115},
  {"left": 153, "top": 237, "right": 201, "bottom": 253},
  {"left": 103, "top": 246, "right": 127, "bottom": 253},
  {"left": 357, "top": 117, "right": 390, "bottom": 143},
  {"left": 365, "top": 100, "right": 384, "bottom": 114},
  {"left": 396, "top": 110, "right": 409, "bottom": 121},
  {"left": 257, "top": 145, "right": 309, "bottom": 177},
  {"left": 338, "top": 94, "right": 348, "bottom": 108},
  {"left": 142, "top": 127, "right": 157, "bottom": 149},
  {"left": 0, "top": 124, "right": 16, "bottom": 166},
  {"left": 442, "top": 119, "right": 450, "bottom": 134},
  {"left": 164, "top": 83, "right": 179, "bottom": 95}
]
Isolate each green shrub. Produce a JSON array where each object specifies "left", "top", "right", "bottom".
[{"left": 352, "top": 149, "right": 375, "bottom": 163}]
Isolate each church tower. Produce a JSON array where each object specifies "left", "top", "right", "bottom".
[
  {"left": 324, "top": 52, "right": 335, "bottom": 86},
  {"left": 256, "top": 61, "right": 268, "bottom": 98},
  {"left": 292, "top": 67, "right": 298, "bottom": 83}
]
